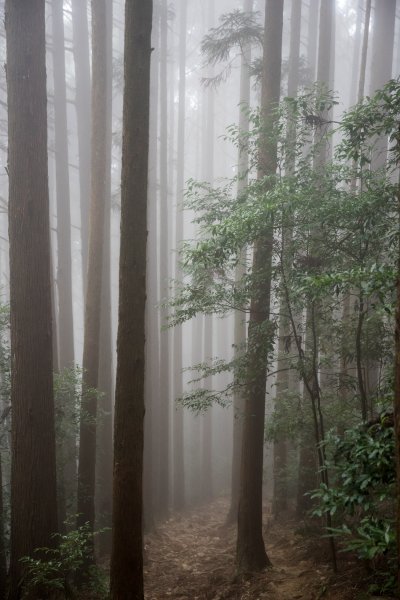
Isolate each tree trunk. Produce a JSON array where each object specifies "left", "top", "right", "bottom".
[
  {"left": 71, "top": 0, "right": 91, "bottom": 297},
  {"left": 52, "top": 0, "right": 76, "bottom": 531},
  {"left": 236, "top": 0, "right": 283, "bottom": 574},
  {"left": 395, "top": 174, "right": 400, "bottom": 600},
  {"left": 273, "top": 0, "right": 302, "bottom": 518},
  {"left": 172, "top": 0, "right": 188, "bottom": 513},
  {"left": 227, "top": 0, "right": 253, "bottom": 525},
  {"left": 110, "top": 1, "right": 153, "bottom": 597},
  {"left": 77, "top": 0, "right": 108, "bottom": 534},
  {"left": 52, "top": 0, "right": 74, "bottom": 372},
  {"left": 0, "top": 453, "right": 7, "bottom": 600},
  {"left": 96, "top": 0, "right": 114, "bottom": 556},
  {"left": 144, "top": 0, "right": 160, "bottom": 531},
  {"left": 157, "top": 0, "right": 171, "bottom": 519},
  {"left": 5, "top": 1, "right": 59, "bottom": 596}
]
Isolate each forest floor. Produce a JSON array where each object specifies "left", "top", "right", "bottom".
[{"left": 143, "top": 497, "right": 393, "bottom": 600}]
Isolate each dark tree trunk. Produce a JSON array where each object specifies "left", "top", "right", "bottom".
[
  {"left": 5, "top": 1, "right": 59, "bottom": 596},
  {"left": 77, "top": 0, "right": 108, "bottom": 533},
  {"left": 71, "top": 0, "right": 91, "bottom": 297},
  {"left": 144, "top": 0, "right": 160, "bottom": 531},
  {"left": 0, "top": 453, "right": 7, "bottom": 600},
  {"left": 395, "top": 174, "right": 400, "bottom": 600},
  {"left": 227, "top": 0, "right": 253, "bottom": 526},
  {"left": 236, "top": 0, "right": 283, "bottom": 574},
  {"left": 110, "top": 1, "right": 153, "bottom": 597}
]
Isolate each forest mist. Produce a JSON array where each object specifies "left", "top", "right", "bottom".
[{"left": 0, "top": 0, "right": 400, "bottom": 599}]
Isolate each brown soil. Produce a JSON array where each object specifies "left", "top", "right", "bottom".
[{"left": 144, "top": 497, "right": 393, "bottom": 600}]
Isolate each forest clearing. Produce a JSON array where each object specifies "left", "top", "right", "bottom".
[{"left": 1, "top": 0, "right": 400, "bottom": 598}]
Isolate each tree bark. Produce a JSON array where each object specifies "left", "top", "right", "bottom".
[
  {"left": 273, "top": 0, "right": 302, "bottom": 518},
  {"left": 172, "top": 0, "right": 188, "bottom": 513},
  {"left": 144, "top": 0, "right": 160, "bottom": 530},
  {"left": 110, "top": 1, "right": 153, "bottom": 597},
  {"left": 71, "top": 0, "right": 91, "bottom": 297},
  {"left": 236, "top": 0, "right": 283, "bottom": 574},
  {"left": 157, "top": 0, "right": 171, "bottom": 518},
  {"left": 96, "top": 0, "right": 114, "bottom": 556},
  {"left": 5, "top": 0, "right": 59, "bottom": 596},
  {"left": 77, "top": 0, "right": 108, "bottom": 533},
  {"left": 227, "top": 0, "right": 253, "bottom": 525},
  {"left": 52, "top": 0, "right": 76, "bottom": 531}
]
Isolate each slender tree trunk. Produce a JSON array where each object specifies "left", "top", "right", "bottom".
[
  {"left": 200, "top": 0, "right": 215, "bottom": 505},
  {"left": 52, "top": 0, "right": 74, "bottom": 372},
  {"left": 307, "top": 0, "right": 319, "bottom": 81},
  {"left": 71, "top": 0, "right": 91, "bottom": 298},
  {"left": 144, "top": 0, "right": 160, "bottom": 530},
  {"left": 236, "top": 0, "right": 283, "bottom": 574},
  {"left": 77, "top": 0, "right": 108, "bottom": 534},
  {"left": 273, "top": 0, "right": 302, "bottom": 518},
  {"left": 5, "top": 1, "right": 59, "bottom": 596},
  {"left": 52, "top": 0, "right": 76, "bottom": 531},
  {"left": 158, "top": 0, "right": 171, "bottom": 518},
  {"left": 110, "top": 1, "right": 153, "bottom": 597},
  {"left": 227, "top": 0, "right": 253, "bottom": 525},
  {"left": 97, "top": 0, "right": 114, "bottom": 556},
  {"left": 0, "top": 453, "right": 7, "bottom": 600},
  {"left": 395, "top": 174, "right": 400, "bottom": 600},
  {"left": 172, "top": 0, "right": 188, "bottom": 512}
]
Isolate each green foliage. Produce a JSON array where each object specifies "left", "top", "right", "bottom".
[
  {"left": 311, "top": 417, "right": 395, "bottom": 588},
  {"left": 201, "top": 9, "right": 263, "bottom": 87},
  {"left": 169, "top": 84, "right": 397, "bottom": 418},
  {"left": 20, "top": 521, "right": 109, "bottom": 599}
]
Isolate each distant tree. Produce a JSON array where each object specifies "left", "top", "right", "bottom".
[
  {"left": 158, "top": 0, "right": 171, "bottom": 518},
  {"left": 5, "top": 0, "right": 59, "bottom": 596},
  {"left": 52, "top": 0, "right": 76, "bottom": 529},
  {"left": 110, "top": 0, "right": 153, "bottom": 598},
  {"left": 172, "top": 0, "right": 188, "bottom": 512},
  {"left": 273, "top": 0, "right": 302, "bottom": 518},
  {"left": 77, "top": 0, "right": 108, "bottom": 536},
  {"left": 96, "top": 0, "right": 114, "bottom": 556},
  {"left": 71, "top": 0, "right": 91, "bottom": 295}
]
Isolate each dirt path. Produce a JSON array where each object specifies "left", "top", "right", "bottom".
[{"left": 143, "top": 497, "right": 359, "bottom": 600}]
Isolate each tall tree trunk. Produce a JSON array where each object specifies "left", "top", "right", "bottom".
[
  {"left": 236, "top": 0, "right": 283, "bottom": 574},
  {"left": 395, "top": 173, "right": 400, "bottom": 600},
  {"left": 227, "top": 0, "right": 253, "bottom": 525},
  {"left": 110, "top": 0, "right": 153, "bottom": 597},
  {"left": 200, "top": 0, "right": 215, "bottom": 505},
  {"left": 157, "top": 0, "right": 171, "bottom": 518},
  {"left": 5, "top": 1, "right": 59, "bottom": 596},
  {"left": 144, "top": 0, "right": 160, "bottom": 530},
  {"left": 273, "top": 0, "right": 302, "bottom": 518},
  {"left": 370, "top": 0, "right": 396, "bottom": 94},
  {"left": 172, "top": 0, "right": 188, "bottom": 512},
  {"left": 96, "top": 0, "right": 114, "bottom": 556},
  {"left": 52, "top": 0, "right": 76, "bottom": 531},
  {"left": 71, "top": 0, "right": 91, "bottom": 298},
  {"left": 77, "top": 0, "right": 108, "bottom": 534},
  {"left": 52, "top": 0, "right": 74, "bottom": 371},
  {"left": 0, "top": 453, "right": 7, "bottom": 600},
  {"left": 307, "top": 0, "right": 319, "bottom": 80}
]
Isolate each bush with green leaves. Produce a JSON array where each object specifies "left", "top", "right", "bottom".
[
  {"left": 20, "top": 521, "right": 109, "bottom": 599},
  {"left": 311, "top": 415, "right": 395, "bottom": 582}
]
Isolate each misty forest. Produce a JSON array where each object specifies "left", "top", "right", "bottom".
[{"left": 3, "top": 0, "right": 400, "bottom": 599}]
